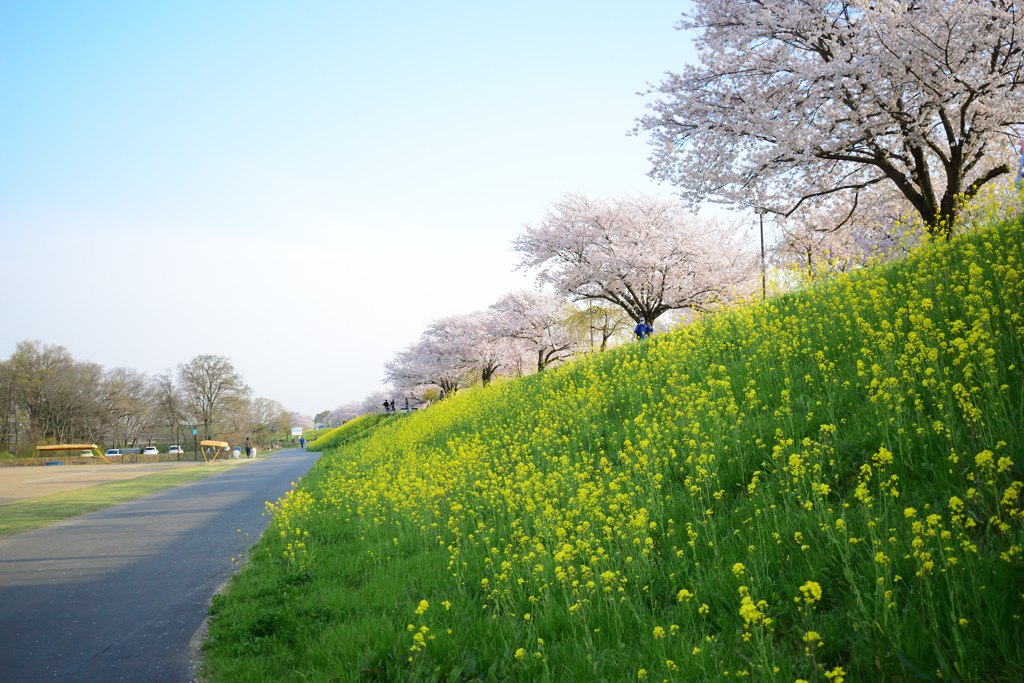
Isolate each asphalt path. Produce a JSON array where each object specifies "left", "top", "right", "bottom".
[{"left": 0, "top": 448, "right": 320, "bottom": 682}]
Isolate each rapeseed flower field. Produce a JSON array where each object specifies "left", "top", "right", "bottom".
[{"left": 203, "top": 203, "right": 1024, "bottom": 681}]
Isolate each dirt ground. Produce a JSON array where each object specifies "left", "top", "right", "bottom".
[{"left": 0, "top": 461, "right": 240, "bottom": 505}]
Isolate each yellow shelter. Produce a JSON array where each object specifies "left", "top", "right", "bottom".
[
  {"left": 200, "top": 440, "right": 230, "bottom": 463},
  {"left": 25, "top": 444, "right": 110, "bottom": 465}
]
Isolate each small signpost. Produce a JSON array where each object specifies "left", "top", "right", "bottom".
[{"left": 291, "top": 427, "right": 303, "bottom": 437}]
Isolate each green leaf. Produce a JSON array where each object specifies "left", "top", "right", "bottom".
[{"left": 896, "top": 650, "right": 937, "bottom": 682}]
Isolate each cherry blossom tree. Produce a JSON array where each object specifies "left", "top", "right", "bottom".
[
  {"left": 362, "top": 391, "right": 392, "bottom": 415},
  {"left": 488, "top": 290, "right": 577, "bottom": 372},
  {"left": 514, "top": 193, "right": 751, "bottom": 327},
  {"left": 636, "top": 0, "right": 1024, "bottom": 238},
  {"left": 384, "top": 311, "right": 511, "bottom": 394},
  {"left": 452, "top": 311, "right": 514, "bottom": 387},
  {"left": 327, "top": 402, "right": 362, "bottom": 426},
  {"left": 287, "top": 412, "right": 315, "bottom": 431},
  {"left": 385, "top": 345, "right": 465, "bottom": 397},
  {"left": 772, "top": 185, "right": 918, "bottom": 279}
]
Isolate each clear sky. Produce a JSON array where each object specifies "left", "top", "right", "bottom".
[{"left": 0, "top": 1, "right": 698, "bottom": 416}]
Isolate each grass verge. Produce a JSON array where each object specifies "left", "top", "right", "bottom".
[{"left": 0, "top": 458, "right": 262, "bottom": 538}]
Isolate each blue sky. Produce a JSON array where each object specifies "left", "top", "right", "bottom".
[{"left": 0, "top": 1, "right": 698, "bottom": 415}]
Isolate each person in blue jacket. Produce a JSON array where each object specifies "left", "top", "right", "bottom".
[
  {"left": 634, "top": 317, "right": 653, "bottom": 340},
  {"left": 1017, "top": 138, "right": 1024, "bottom": 189}
]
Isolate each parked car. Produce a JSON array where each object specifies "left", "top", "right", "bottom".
[
  {"left": 168, "top": 445, "right": 185, "bottom": 455},
  {"left": 105, "top": 449, "right": 123, "bottom": 457},
  {"left": 142, "top": 446, "right": 159, "bottom": 455}
]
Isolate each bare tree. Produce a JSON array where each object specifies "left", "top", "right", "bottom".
[
  {"left": 254, "top": 398, "right": 289, "bottom": 439},
  {"left": 177, "top": 355, "right": 248, "bottom": 440},
  {"left": 7, "top": 341, "right": 75, "bottom": 444},
  {"left": 4, "top": 341, "right": 104, "bottom": 447},
  {"left": 0, "top": 360, "right": 23, "bottom": 453},
  {"left": 98, "top": 368, "right": 152, "bottom": 447},
  {"left": 152, "top": 370, "right": 189, "bottom": 446}
]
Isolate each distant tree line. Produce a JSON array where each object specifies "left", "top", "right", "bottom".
[{"left": 0, "top": 341, "right": 294, "bottom": 457}]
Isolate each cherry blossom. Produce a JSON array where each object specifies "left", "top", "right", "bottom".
[
  {"left": 637, "top": 0, "right": 1024, "bottom": 237},
  {"left": 514, "top": 193, "right": 751, "bottom": 326}
]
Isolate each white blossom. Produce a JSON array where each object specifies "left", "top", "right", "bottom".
[
  {"left": 488, "top": 290, "right": 577, "bottom": 372},
  {"left": 637, "top": 0, "right": 1024, "bottom": 237},
  {"left": 514, "top": 193, "right": 751, "bottom": 326}
]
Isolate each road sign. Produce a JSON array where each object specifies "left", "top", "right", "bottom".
[
  {"left": 291, "top": 427, "right": 303, "bottom": 437},
  {"left": 192, "top": 429, "right": 197, "bottom": 435}
]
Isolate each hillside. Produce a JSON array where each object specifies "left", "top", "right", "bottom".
[
  {"left": 306, "top": 412, "right": 405, "bottom": 452},
  {"left": 203, "top": 215, "right": 1024, "bottom": 682}
]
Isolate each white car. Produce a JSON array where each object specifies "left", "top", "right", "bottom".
[
  {"left": 142, "top": 446, "right": 159, "bottom": 455},
  {"left": 105, "top": 449, "right": 123, "bottom": 457},
  {"left": 168, "top": 445, "right": 185, "bottom": 455}
]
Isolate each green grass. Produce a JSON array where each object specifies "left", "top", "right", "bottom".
[
  {"left": 202, "top": 212, "right": 1024, "bottom": 682},
  {"left": 0, "top": 459, "right": 259, "bottom": 538},
  {"left": 306, "top": 412, "right": 407, "bottom": 452}
]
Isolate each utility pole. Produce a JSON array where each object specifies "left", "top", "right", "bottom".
[{"left": 755, "top": 207, "right": 768, "bottom": 299}]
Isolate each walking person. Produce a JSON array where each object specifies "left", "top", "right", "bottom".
[
  {"left": 1017, "top": 138, "right": 1024, "bottom": 189},
  {"left": 244, "top": 437, "right": 252, "bottom": 459},
  {"left": 383, "top": 400, "right": 390, "bottom": 414},
  {"left": 390, "top": 399, "right": 396, "bottom": 413},
  {"left": 300, "top": 436, "right": 305, "bottom": 450},
  {"left": 634, "top": 317, "right": 653, "bottom": 340},
  {"left": 404, "top": 397, "right": 410, "bottom": 412}
]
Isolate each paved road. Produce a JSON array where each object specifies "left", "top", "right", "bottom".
[{"left": 0, "top": 448, "right": 320, "bottom": 682}]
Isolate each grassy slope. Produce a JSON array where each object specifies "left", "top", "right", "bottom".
[
  {"left": 300, "top": 428, "right": 331, "bottom": 442},
  {"left": 204, "top": 218, "right": 1024, "bottom": 682},
  {"left": 0, "top": 460, "right": 252, "bottom": 538},
  {"left": 306, "top": 412, "right": 407, "bottom": 452}
]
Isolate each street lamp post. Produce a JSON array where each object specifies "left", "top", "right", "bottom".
[{"left": 754, "top": 208, "right": 768, "bottom": 299}]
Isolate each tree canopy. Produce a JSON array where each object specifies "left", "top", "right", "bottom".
[
  {"left": 514, "top": 193, "right": 750, "bottom": 325},
  {"left": 636, "top": 0, "right": 1024, "bottom": 237}
]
